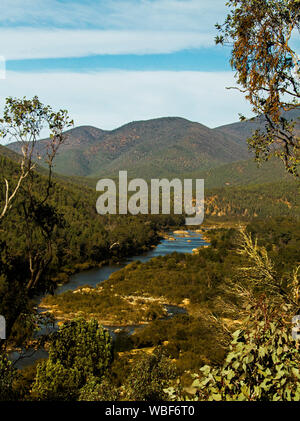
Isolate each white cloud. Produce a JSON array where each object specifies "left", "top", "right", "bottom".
[
  {"left": 103, "top": 0, "right": 227, "bottom": 31},
  {"left": 1, "top": 28, "right": 213, "bottom": 60},
  {"left": 0, "top": 0, "right": 227, "bottom": 31},
  {"left": 0, "top": 1, "right": 229, "bottom": 60},
  {"left": 0, "top": 70, "right": 253, "bottom": 136}
]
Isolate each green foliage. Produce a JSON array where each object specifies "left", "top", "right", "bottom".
[
  {"left": 123, "top": 347, "right": 177, "bottom": 401},
  {"left": 132, "top": 314, "right": 228, "bottom": 373},
  {"left": 216, "top": 0, "right": 300, "bottom": 176},
  {"left": 193, "top": 316, "right": 300, "bottom": 401},
  {"left": 0, "top": 353, "right": 17, "bottom": 400},
  {"left": 32, "top": 318, "right": 113, "bottom": 400},
  {"left": 0, "top": 96, "right": 73, "bottom": 221},
  {"left": 205, "top": 180, "right": 300, "bottom": 220},
  {"left": 191, "top": 225, "right": 300, "bottom": 401},
  {"left": 186, "top": 157, "right": 294, "bottom": 189},
  {"left": 0, "top": 96, "right": 73, "bottom": 343},
  {"left": 12, "top": 361, "right": 40, "bottom": 401},
  {"left": 78, "top": 377, "right": 120, "bottom": 401}
]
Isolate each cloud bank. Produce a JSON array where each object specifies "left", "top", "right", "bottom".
[
  {"left": 0, "top": 70, "right": 253, "bottom": 133},
  {"left": 0, "top": 0, "right": 227, "bottom": 31},
  {"left": 1, "top": 29, "right": 214, "bottom": 60}
]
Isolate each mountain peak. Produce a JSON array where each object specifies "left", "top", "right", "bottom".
[{"left": 6, "top": 115, "right": 253, "bottom": 178}]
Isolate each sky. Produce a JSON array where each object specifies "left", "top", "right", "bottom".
[{"left": 0, "top": 0, "right": 259, "bottom": 131}]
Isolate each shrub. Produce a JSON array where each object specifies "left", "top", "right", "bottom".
[{"left": 32, "top": 318, "right": 113, "bottom": 400}]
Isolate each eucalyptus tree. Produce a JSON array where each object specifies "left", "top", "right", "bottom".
[
  {"left": 0, "top": 96, "right": 73, "bottom": 344},
  {"left": 216, "top": 0, "right": 300, "bottom": 176}
]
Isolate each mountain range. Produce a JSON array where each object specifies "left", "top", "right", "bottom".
[{"left": 5, "top": 110, "right": 299, "bottom": 184}]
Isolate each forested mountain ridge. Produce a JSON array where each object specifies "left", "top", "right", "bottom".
[
  {"left": 7, "top": 116, "right": 251, "bottom": 177},
  {"left": 6, "top": 109, "right": 299, "bottom": 180},
  {"left": 1, "top": 146, "right": 298, "bottom": 235},
  {"left": 1, "top": 142, "right": 294, "bottom": 190}
]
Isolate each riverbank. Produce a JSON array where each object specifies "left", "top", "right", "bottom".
[
  {"left": 11, "top": 225, "right": 244, "bottom": 373},
  {"left": 52, "top": 224, "right": 198, "bottom": 288},
  {"left": 51, "top": 233, "right": 164, "bottom": 287},
  {"left": 40, "top": 290, "right": 174, "bottom": 326},
  {"left": 10, "top": 229, "right": 212, "bottom": 369},
  {"left": 39, "top": 230, "right": 209, "bottom": 327}
]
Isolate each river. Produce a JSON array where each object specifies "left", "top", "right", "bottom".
[
  {"left": 56, "top": 229, "right": 208, "bottom": 294},
  {"left": 10, "top": 230, "right": 209, "bottom": 368}
]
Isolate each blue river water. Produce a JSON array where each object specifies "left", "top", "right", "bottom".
[
  {"left": 10, "top": 230, "right": 209, "bottom": 368},
  {"left": 56, "top": 230, "right": 209, "bottom": 294}
]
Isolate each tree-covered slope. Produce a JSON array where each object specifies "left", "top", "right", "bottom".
[
  {"left": 185, "top": 157, "right": 294, "bottom": 189},
  {"left": 205, "top": 180, "right": 300, "bottom": 220},
  {"left": 6, "top": 110, "right": 298, "bottom": 182},
  {"left": 0, "top": 152, "right": 183, "bottom": 289},
  {"left": 6, "top": 117, "right": 251, "bottom": 178}
]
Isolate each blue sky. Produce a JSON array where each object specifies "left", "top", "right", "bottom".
[{"left": 0, "top": 0, "right": 257, "bottom": 130}]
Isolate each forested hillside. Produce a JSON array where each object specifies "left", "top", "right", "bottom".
[
  {"left": 185, "top": 157, "right": 294, "bottom": 188},
  {"left": 205, "top": 180, "right": 300, "bottom": 219},
  {"left": 7, "top": 117, "right": 251, "bottom": 178},
  {"left": 6, "top": 108, "right": 299, "bottom": 182},
  {"left": 0, "top": 152, "right": 183, "bottom": 290}
]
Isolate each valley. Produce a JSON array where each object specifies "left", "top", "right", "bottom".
[
  {"left": 1, "top": 109, "right": 299, "bottom": 401},
  {"left": 1, "top": 0, "right": 299, "bottom": 402}
]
